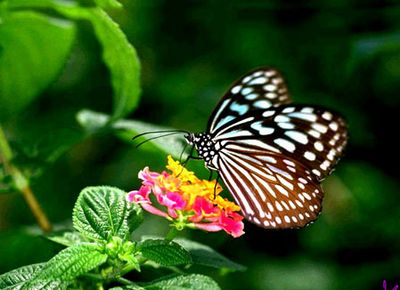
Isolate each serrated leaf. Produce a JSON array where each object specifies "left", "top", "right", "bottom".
[
  {"left": 25, "top": 244, "right": 107, "bottom": 288},
  {"left": 21, "top": 280, "right": 69, "bottom": 290},
  {"left": 73, "top": 186, "right": 143, "bottom": 241},
  {"left": 0, "top": 10, "right": 75, "bottom": 121},
  {"left": 138, "top": 239, "right": 192, "bottom": 267},
  {"left": 175, "top": 238, "right": 246, "bottom": 272},
  {"left": 109, "top": 286, "right": 142, "bottom": 290},
  {"left": 0, "top": 263, "right": 45, "bottom": 289},
  {"left": 76, "top": 110, "right": 187, "bottom": 158},
  {"left": 144, "top": 274, "right": 220, "bottom": 290}
]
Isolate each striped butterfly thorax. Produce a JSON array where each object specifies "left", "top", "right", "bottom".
[{"left": 185, "top": 67, "right": 347, "bottom": 229}]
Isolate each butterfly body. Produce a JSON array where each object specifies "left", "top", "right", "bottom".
[{"left": 186, "top": 68, "right": 347, "bottom": 229}]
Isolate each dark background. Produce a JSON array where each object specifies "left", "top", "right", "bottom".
[{"left": 1, "top": 1, "right": 400, "bottom": 289}]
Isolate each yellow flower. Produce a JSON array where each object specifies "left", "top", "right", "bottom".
[{"left": 166, "top": 155, "right": 197, "bottom": 183}]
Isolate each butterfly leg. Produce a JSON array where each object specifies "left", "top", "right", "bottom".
[
  {"left": 213, "top": 175, "right": 220, "bottom": 199},
  {"left": 176, "top": 145, "right": 201, "bottom": 177}
]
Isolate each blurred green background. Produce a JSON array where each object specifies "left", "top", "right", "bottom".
[{"left": 1, "top": 0, "right": 400, "bottom": 289}]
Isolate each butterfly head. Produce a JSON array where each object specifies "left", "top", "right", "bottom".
[{"left": 184, "top": 133, "right": 196, "bottom": 145}]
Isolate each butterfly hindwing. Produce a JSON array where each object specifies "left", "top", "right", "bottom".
[{"left": 217, "top": 146, "right": 323, "bottom": 228}]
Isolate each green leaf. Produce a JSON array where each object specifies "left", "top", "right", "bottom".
[
  {"left": 0, "top": 263, "right": 45, "bottom": 289},
  {"left": 8, "top": 1, "right": 140, "bottom": 120},
  {"left": 26, "top": 244, "right": 107, "bottom": 287},
  {"left": 84, "top": 8, "right": 141, "bottom": 119},
  {"left": 46, "top": 231, "right": 86, "bottom": 247},
  {"left": 73, "top": 186, "right": 143, "bottom": 241},
  {"left": 138, "top": 239, "right": 192, "bottom": 267},
  {"left": 50, "top": 3, "right": 141, "bottom": 119},
  {"left": 144, "top": 274, "right": 220, "bottom": 290},
  {"left": 175, "top": 238, "right": 246, "bottom": 272},
  {"left": 76, "top": 110, "right": 187, "bottom": 158},
  {"left": 110, "top": 275, "right": 221, "bottom": 290},
  {"left": 0, "top": 11, "right": 76, "bottom": 121},
  {"left": 94, "top": 0, "right": 122, "bottom": 9}
]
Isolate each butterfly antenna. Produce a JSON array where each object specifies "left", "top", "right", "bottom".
[
  {"left": 132, "top": 129, "right": 189, "bottom": 142},
  {"left": 134, "top": 132, "right": 187, "bottom": 148}
]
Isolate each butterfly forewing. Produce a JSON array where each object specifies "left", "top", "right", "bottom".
[
  {"left": 208, "top": 68, "right": 292, "bottom": 134},
  {"left": 190, "top": 67, "right": 348, "bottom": 229}
]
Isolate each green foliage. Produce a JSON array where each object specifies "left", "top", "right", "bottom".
[
  {"left": 77, "top": 110, "right": 187, "bottom": 158},
  {"left": 138, "top": 239, "right": 192, "bottom": 267},
  {"left": 73, "top": 186, "right": 142, "bottom": 241},
  {"left": 175, "top": 238, "right": 246, "bottom": 272},
  {"left": 0, "top": 186, "right": 241, "bottom": 289},
  {"left": 0, "top": 11, "right": 76, "bottom": 121},
  {"left": 24, "top": 244, "right": 107, "bottom": 288},
  {"left": 0, "top": 263, "right": 45, "bottom": 289},
  {"left": 138, "top": 274, "right": 221, "bottom": 290}
]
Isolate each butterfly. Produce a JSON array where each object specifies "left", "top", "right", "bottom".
[{"left": 184, "top": 67, "right": 347, "bottom": 229}]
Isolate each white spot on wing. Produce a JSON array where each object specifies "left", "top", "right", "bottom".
[
  {"left": 245, "top": 93, "right": 258, "bottom": 100},
  {"left": 282, "top": 107, "right": 295, "bottom": 113},
  {"left": 253, "top": 100, "right": 272, "bottom": 109},
  {"left": 288, "top": 112, "right": 317, "bottom": 122},
  {"left": 241, "top": 87, "right": 253, "bottom": 95},
  {"left": 264, "top": 84, "right": 277, "bottom": 91},
  {"left": 248, "top": 77, "right": 268, "bottom": 85},
  {"left": 274, "top": 115, "right": 291, "bottom": 123},
  {"left": 285, "top": 131, "right": 308, "bottom": 144},
  {"left": 262, "top": 110, "right": 275, "bottom": 118},
  {"left": 250, "top": 121, "right": 274, "bottom": 135},
  {"left": 274, "top": 138, "right": 296, "bottom": 152},
  {"left": 312, "top": 123, "right": 328, "bottom": 133},
  {"left": 265, "top": 93, "right": 277, "bottom": 99},
  {"left": 230, "top": 102, "right": 249, "bottom": 115},
  {"left": 314, "top": 141, "right": 324, "bottom": 151},
  {"left": 231, "top": 85, "right": 242, "bottom": 94},
  {"left": 329, "top": 121, "right": 339, "bottom": 131},
  {"left": 322, "top": 111, "right": 333, "bottom": 120},
  {"left": 304, "top": 151, "right": 316, "bottom": 161}
]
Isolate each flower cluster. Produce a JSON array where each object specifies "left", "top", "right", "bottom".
[{"left": 127, "top": 156, "right": 244, "bottom": 238}]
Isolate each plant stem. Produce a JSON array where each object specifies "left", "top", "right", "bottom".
[
  {"left": 0, "top": 125, "right": 52, "bottom": 232},
  {"left": 165, "top": 226, "right": 180, "bottom": 241}
]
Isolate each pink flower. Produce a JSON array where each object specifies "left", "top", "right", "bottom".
[{"left": 127, "top": 156, "right": 245, "bottom": 238}]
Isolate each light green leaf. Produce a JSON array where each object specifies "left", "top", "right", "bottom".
[
  {"left": 46, "top": 231, "right": 86, "bottom": 247},
  {"left": 94, "top": 0, "right": 122, "bottom": 9},
  {"left": 138, "top": 239, "right": 192, "bottom": 267},
  {"left": 76, "top": 110, "right": 187, "bottom": 158},
  {"left": 175, "top": 238, "right": 246, "bottom": 272},
  {"left": 0, "top": 263, "right": 45, "bottom": 289},
  {"left": 0, "top": 10, "right": 76, "bottom": 121},
  {"left": 144, "top": 274, "right": 220, "bottom": 290},
  {"left": 25, "top": 244, "right": 107, "bottom": 287},
  {"left": 73, "top": 186, "right": 143, "bottom": 241}
]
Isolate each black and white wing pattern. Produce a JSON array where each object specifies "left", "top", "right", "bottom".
[
  {"left": 187, "top": 67, "right": 348, "bottom": 229},
  {"left": 208, "top": 68, "right": 291, "bottom": 135}
]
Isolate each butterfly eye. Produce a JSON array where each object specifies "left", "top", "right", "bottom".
[{"left": 188, "top": 67, "right": 348, "bottom": 229}]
